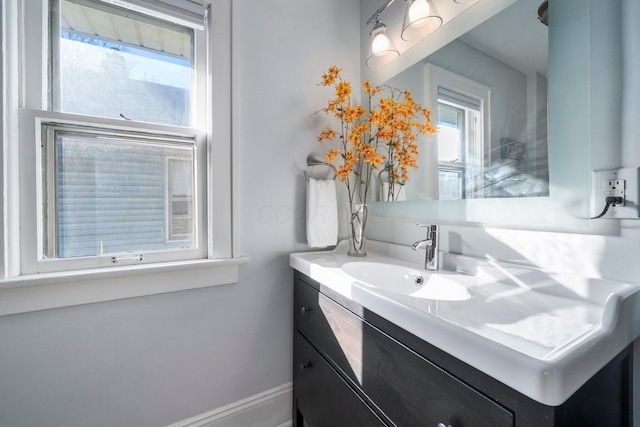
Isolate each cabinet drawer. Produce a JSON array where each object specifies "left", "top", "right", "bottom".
[
  {"left": 294, "top": 332, "right": 388, "bottom": 427},
  {"left": 295, "top": 280, "right": 514, "bottom": 427}
]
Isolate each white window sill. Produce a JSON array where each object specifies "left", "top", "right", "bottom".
[{"left": 0, "top": 257, "right": 249, "bottom": 316}]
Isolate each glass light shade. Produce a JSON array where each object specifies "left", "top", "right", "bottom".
[
  {"left": 401, "top": 0, "right": 443, "bottom": 41},
  {"left": 372, "top": 31, "right": 391, "bottom": 54},
  {"left": 408, "top": 0, "right": 430, "bottom": 25},
  {"left": 366, "top": 24, "right": 399, "bottom": 68}
]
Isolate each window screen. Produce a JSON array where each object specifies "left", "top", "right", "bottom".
[{"left": 43, "top": 123, "right": 196, "bottom": 259}]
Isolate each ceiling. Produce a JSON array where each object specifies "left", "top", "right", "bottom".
[{"left": 460, "top": 0, "right": 549, "bottom": 77}]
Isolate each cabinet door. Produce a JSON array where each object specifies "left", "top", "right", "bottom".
[
  {"left": 296, "top": 279, "right": 514, "bottom": 427},
  {"left": 294, "top": 332, "right": 388, "bottom": 427}
]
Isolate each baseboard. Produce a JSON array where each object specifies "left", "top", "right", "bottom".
[{"left": 168, "top": 383, "right": 292, "bottom": 427}]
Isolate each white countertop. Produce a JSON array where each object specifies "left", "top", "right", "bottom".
[{"left": 290, "top": 240, "right": 640, "bottom": 406}]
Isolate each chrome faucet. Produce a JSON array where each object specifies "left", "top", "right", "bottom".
[{"left": 411, "top": 224, "right": 439, "bottom": 271}]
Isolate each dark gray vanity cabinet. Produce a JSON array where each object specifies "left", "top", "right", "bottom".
[{"left": 292, "top": 271, "right": 633, "bottom": 427}]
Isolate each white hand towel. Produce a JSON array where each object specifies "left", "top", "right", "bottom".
[
  {"left": 381, "top": 182, "right": 406, "bottom": 201},
  {"left": 306, "top": 178, "right": 338, "bottom": 248}
]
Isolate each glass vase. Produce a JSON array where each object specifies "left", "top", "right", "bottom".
[{"left": 346, "top": 203, "right": 368, "bottom": 257}]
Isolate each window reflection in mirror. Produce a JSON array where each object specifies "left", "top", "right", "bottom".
[{"left": 435, "top": 74, "right": 486, "bottom": 199}]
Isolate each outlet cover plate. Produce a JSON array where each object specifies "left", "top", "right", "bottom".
[{"left": 591, "top": 168, "right": 640, "bottom": 219}]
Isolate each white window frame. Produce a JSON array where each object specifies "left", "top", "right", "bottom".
[
  {"left": 425, "top": 63, "right": 490, "bottom": 200},
  {"left": 21, "top": 109, "right": 208, "bottom": 273},
  {"left": 49, "top": 0, "right": 199, "bottom": 123},
  {"left": 0, "top": 0, "right": 243, "bottom": 315},
  {"left": 437, "top": 99, "right": 483, "bottom": 199}
]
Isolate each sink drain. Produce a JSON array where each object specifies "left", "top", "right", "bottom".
[{"left": 415, "top": 276, "right": 424, "bottom": 286}]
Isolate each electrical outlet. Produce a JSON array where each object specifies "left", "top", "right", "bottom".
[
  {"left": 591, "top": 168, "right": 640, "bottom": 219},
  {"left": 603, "top": 179, "right": 625, "bottom": 204}
]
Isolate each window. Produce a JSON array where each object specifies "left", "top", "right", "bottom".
[
  {"left": 52, "top": 0, "right": 194, "bottom": 126},
  {"left": 42, "top": 123, "right": 197, "bottom": 259},
  {"left": 425, "top": 64, "right": 490, "bottom": 200},
  {"left": 437, "top": 88, "right": 483, "bottom": 200},
  {"left": 7, "top": 0, "right": 236, "bottom": 280}
]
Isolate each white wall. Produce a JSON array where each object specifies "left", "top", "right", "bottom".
[{"left": 0, "top": 1, "right": 360, "bottom": 426}]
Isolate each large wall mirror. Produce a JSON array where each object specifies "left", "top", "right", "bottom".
[
  {"left": 360, "top": 0, "right": 592, "bottom": 229},
  {"left": 386, "top": 0, "right": 549, "bottom": 201}
]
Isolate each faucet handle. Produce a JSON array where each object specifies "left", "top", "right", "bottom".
[
  {"left": 415, "top": 224, "right": 439, "bottom": 271},
  {"left": 416, "top": 223, "right": 438, "bottom": 231}
]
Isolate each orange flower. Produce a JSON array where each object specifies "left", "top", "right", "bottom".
[
  {"left": 335, "top": 81, "right": 351, "bottom": 100},
  {"left": 335, "top": 166, "right": 351, "bottom": 183},
  {"left": 325, "top": 149, "right": 339, "bottom": 163},
  {"left": 316, "top": 128, "right": 338, "bottom": 143},
  {"left": 321, "top": 66, "right": 341, "bottom": 86},
  {"left": 379, "top": 98, "right": 393, "bottom": 114},
  {"left": 362, "top": 145, "right": 385, "bottom": 166},
  {"left": 348, "top": 123, "right": 368, "bottom": 141},
  {"left": 363, "top": 80, "right": 381, "bottom": 96},
  {"left": 323, "top": 99, "right": 341, "bottom": 115},
  {"left": 341, "top": 105, "right": 365, "bottom": 123},
  {"left": 376, "top": 127, "right": 394, "bottom": 142}
]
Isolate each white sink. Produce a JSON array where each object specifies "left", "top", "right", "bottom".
[
  {"left": 290, "top": 240, "right": 640, "bottom": 406},
  {"left": 342, "top": 262, "right": 471, "bottom": 301}
]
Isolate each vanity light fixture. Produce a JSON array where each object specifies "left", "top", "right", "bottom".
[
  {"left": 366, "top": 0, "right": 400, "bottom": 68},
  {"left": 537, "top": 0, "right": 548, "bottom": 26},
  {"left": 401, "top": 0, "right": 443, "bottom": 41}
]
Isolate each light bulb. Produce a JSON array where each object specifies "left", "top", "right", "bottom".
[
  {"left": 371, "top": 32, "right": 390, "bottom": 55},
  {"left": 409, "top": 0, "right": 430, "bottom": 28}
]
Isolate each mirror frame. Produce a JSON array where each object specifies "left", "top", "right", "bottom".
[{"left": 360, "top": 0, "right": 592, "bottom": 230}]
